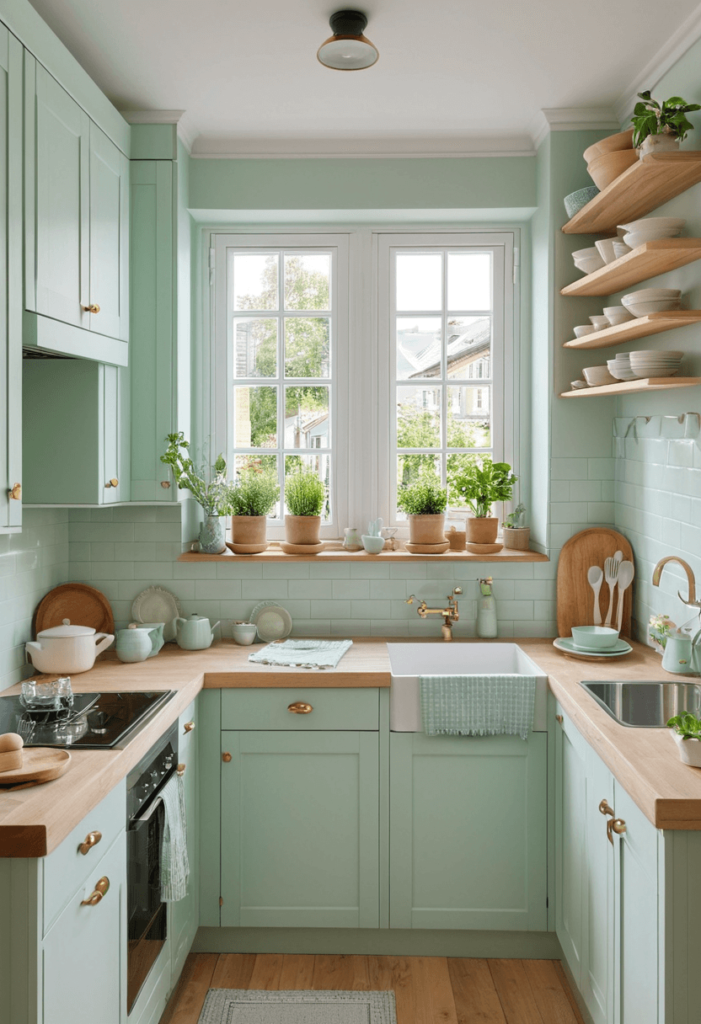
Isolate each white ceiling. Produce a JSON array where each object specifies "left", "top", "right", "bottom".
[{"left": 27, "top": 0, "right": 701, "bottom": 156}]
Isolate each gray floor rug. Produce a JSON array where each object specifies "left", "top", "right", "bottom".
[{"left": 198, "top": 989, "right": 397, "bottom": 1024}]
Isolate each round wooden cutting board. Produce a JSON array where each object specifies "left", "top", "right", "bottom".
[
  {"left": 0, "top": 748, "right": 71, "bottom": 785},
  {"left": 34, "top": 583, "right": 115, "bottom": 637},
  {"left": 556, "top": 527, "right": 634, "bottom": 639}
]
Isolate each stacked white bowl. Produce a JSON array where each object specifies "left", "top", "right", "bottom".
[
  {"left": 572, "top": 247, "right": 605, "bottom": 274},
  {"left": 621, "top": 288, "right": 682, "bottom": 317},
  {"left": 607, "top": 353, "right": 639, "bottom": 380},
  {"left": 628, "top": 350, "right": 683, "bottom": 378},
  {"left": 589, "top": 314, "right": 611, "bottom": 330},
  {"left": 583, "top": 365, "right": 618, "bottom": 387},
  {"left": 619, "top": 217, "right": 686, "bottom": 249},
  {"left": 603, "top": 305, "right": 635, "bottom": 326}
]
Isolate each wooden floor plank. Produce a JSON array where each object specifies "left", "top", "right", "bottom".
[
  {"left": 552, "top": 963, "right": 587, "bottom": 1024},
  {"left": 248, "top": 953, "right": 285, "bottom": 990},
  {"left": 159, "top": 953, "right": 218, "bottom": 1024},
  {"left": 413, "top": 957, "right": 459, "bottom": 1024},
  {"left": 278, "top": 954, "right": 316, "bottom": 990},
  {"left": 312, "top": 954, "right": 362, "bottom": 989},
  {"left": 349, "top": 955, "right": 371, "bottom": 990},
  {"left": 521, "top": 961, "right": 583, "bottom": 1024},
  {"left": 368, "top": 956, "right": 415, "bottom": 1024},
  {"left": 488, "top": 959, "right": 543, "bottom": 1024},
  {"left": 210, "top": 953, "right": 257, "bottom": 990},
  {"left": 448, "top": 958, "right": 508, "bottom": 1024}
]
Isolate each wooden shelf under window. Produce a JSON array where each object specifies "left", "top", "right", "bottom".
[
  {"left": 563, "top": 311, "right": 701, "bottom": 350},
  {"left": 561, "top": 377, "right": 701, "bottom": 398},
  {"left": 561, "top": 239, "right": 701, "bottom": 297},
  {"left": 562, "top": 152, "right": 701, "bottom": 235},
  {"left": 178, "top": 544, "right": 549, "bottom": 563}
]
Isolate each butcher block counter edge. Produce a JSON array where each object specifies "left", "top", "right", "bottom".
[{"left": 1, "top": 637, "right": 700, "bottom": 856}]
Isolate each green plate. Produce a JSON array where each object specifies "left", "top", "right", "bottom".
[{"left": 554, "top": 637, "right": 632, "bottom": 659}]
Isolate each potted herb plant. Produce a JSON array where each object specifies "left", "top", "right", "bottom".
[
  {"left": 284, "top": 467, "right": 326, "bottom": 547},
  {"left": 667, "top": 713, "right": 701, "bottom": 767},
  {"left": 631, "top": 90, "right": 701, "bottom": 157},
  {"left": 397, "top": 477, "right": 448, "bottom": 546},
  {"left": 450, "top": 458, "right": 518, "bottom": 545},
  {"left": 502, "top": 502, "right": 530, "bottom": 550},
  {"left": 223, "top": 466, "right": 280, "bottom": 554},
  {"left": 161, "top": 432, "right": 228, "bottom": 554}
]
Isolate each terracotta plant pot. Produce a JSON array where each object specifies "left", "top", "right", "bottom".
[
  {"left": 231, "top": 515, "right": 269, "bottom": 554},
  {"left": 407, "top": 514, "right": 446, "bottom": 545},
  {"left": 285, "top": 515, "right": 321, "bottom": 546},
  {"left": 466, "top": 517, "right": 499, "bottom": 544},
  {"left": 503, "top": 526, "right": 530, "bottom": 550}
]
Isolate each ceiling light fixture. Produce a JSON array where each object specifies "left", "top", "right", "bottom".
[{"left": 317, "top": 10, "right": 379, "bottom": 71}]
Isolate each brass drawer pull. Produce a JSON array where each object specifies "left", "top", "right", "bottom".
[
  {"left": 611, "top": 818, "right": 627, "bottom": 835},
  {"left": 9, "top": 483, "right": 21, "bottom": 501},
  {"left": 184, "top": 721, "right": 195, "bottom": 733},
  {"left": 78, "top": 830, "right": 102, "bottom": 856},
  {"left": 177, "top": 763, "right": 186, "bottom": 777},
  {"left": 161, "top": 480, "right": 171, "bottom": 488},
  {"left": 81, "top": 303, "right": 100, "bottom": 314},
  {"left": 555, "top": 715, "right": 563, "bottom": 725},
  {"left": 599, "top": 799, "right": 614, "bottom": 818},
  {"left": 222, "top": 752, "right": 232, "bottom": 763},
  {"left": 81, "top": 876, "right": 109, "bottom": 906},
  {"left": 105, "top": 478, "right": 119, "bottom": 488},
  {"left": 288, "top": 702, "right": 313, "bottom": 715}
]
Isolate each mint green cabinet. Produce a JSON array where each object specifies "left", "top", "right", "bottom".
[
  {"left": 220, "top": 730, "right": 380, "bottom": 928},
  {"left": 581, "top": 743, "right": 615, "bottom": 1024},
  {"left": 171, "top": 701, "right": 200, "bottom": 984},
  {"left": 24, "top": 55, "right": 129, "bottom": 363},
  {"left": 389, "top": 732, "right": 547, "bottom": 931},
  {"left": 0, "top": 28, "right": 22, "bottom": 533},
  {"left": 554, "top": 706, "right": 586, "bottom": 982},
  {"left": 23, "top": 358, "right": 129, "bottom": 505}
]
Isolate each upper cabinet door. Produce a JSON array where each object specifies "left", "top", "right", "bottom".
[
  {"left": 27, "top": 61, "right": 90, "bottom": 328},
  {"left": 89, "top": 123, "right": 129, "bottom": 342}
]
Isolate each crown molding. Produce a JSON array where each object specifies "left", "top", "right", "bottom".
[
  {"left": 529, "top": 107, "right": 621, "bottom": 149},
  {"left": 614, "top": 1, "right": 701, "bottom": 125},
  {"left": 189, "top": 132, "right": 536, "bottom": 159},
  {"left": 120, "top": 109, "right": 196, "bottom": 153}
]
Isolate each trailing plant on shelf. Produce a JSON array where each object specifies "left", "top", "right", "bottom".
[
  {"left": 631, "top": 90, "right": 700, "bottom": 153},
  {"left": 284, "top": 467, "right": 327, "bottom": 547},
  {"left": 397, "top": 476, "right": 448, "bottom": 547},
  {"left": 449, "top": 458, "right": 518, "bottom": 546},
  {"left": 222, "top": 467, "right": 280, "bottom": 554},
  {"left": 160, "top": 432, "right": 228, "bottom": 553}
]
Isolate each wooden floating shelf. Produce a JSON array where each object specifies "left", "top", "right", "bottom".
[
  {"left": 561, "top": 377, "right": 701, "bottom": 398},
  {"left": 561, "top": 239, "right": 701, "bottom": 297},
  {"left": 562, "top": 152, "right": 701, "bottom": 235},
  {"left": 563, "top": 311, "right": 701, "bottom": 350},
  {"left": 178, "top": 545, "right": 548, "bottom": 564}
]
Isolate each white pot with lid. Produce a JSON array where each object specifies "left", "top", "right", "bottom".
[{"left": 25, "top": 619, "right": 114, "bottom": 674}]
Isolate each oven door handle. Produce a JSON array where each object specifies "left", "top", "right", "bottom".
[{"left": 130, "top": 795, "right": 163, "bottom": 826}]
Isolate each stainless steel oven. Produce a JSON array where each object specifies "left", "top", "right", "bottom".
[{"left": 126, "top": 725, "right": 177, "bottom": 1015}]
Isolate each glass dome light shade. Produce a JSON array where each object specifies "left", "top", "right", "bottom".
[{"left": 317, "top": 33, "right": 379, "bottom": 70}]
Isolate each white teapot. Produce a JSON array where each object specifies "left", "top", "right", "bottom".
[{"left": 26, "top": 619, "right": 114, "bottom": 674}]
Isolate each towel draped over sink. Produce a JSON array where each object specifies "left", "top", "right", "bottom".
[{"left": 419, "top": 674, "right": 536, "bottom": 741}]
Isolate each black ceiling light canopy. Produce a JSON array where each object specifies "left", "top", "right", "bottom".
[{"left": 317, "top": 9, "right": 379, "bottom": 71}]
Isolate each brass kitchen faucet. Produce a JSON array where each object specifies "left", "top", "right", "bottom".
[{"left": 406, "top": 587, "right": 463, "bottom": 641}]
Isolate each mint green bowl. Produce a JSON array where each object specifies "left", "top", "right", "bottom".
[{"left": 571, "top": 625, "right": 620, "bottom": 650}]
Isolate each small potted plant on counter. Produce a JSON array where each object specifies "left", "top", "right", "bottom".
[
  {"left": 397, "top": 476, "right": 448, "bottom": 547},
  {"left": 223, "top": 465, "right": 280, "bottom": 554},
  {"left": 631, "top": 90, "right": 701, "bottom": 157},
  {"left": 449, "top": 458, "right": 518, "bottom": 548},
  {"left": 284, "top": 466, "right": 327, "bottom": 550},
  {"left": 667, "top": 712, "right": 701, "bottom": 767},
  {"left": 502, "top": 502, "right": 530, "bottom": 550},
  {"left": 161, "top": 432, "right": 228, "bottom": 554}
]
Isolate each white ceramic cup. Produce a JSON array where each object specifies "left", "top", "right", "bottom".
[{"left": 232, "top": 621, "right": 258, "bottom": 645}]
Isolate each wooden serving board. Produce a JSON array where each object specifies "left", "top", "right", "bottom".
[
  {"left": 557, "top": 528, "right": 634, "bottom": 639},
  {"left": 0, "top": 748, "right": 70, "bottom": 785},
  {"left": 35, "top": 583, "right": 115, "bottom": 637}
]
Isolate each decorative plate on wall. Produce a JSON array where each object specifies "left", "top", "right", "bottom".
[
  {"left": 250, "top": 601, "right": 293, "bottom": 642},
  {"left": 132, "top": 587, "right": 182, "bottom": 642}
]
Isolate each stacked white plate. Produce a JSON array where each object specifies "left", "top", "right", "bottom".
[
  {"left": 621, "top": 288, "right": 682, "bottom": 317},
  {"left": 628, "top": 350, "right": 683, "bottom": 378},
  {"left": 607, "top": 353, "right": 639, "bottom": 380},
  {"left": 619, "top": 217, "right": 686, "bottom": 249},
  {"left": 572, "top": 247, "right": 605, "bottom": 274}
]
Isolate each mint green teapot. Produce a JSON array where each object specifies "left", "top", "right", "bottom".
[{"left": 175, "top": 613, "right": 220, "bottom": 651}]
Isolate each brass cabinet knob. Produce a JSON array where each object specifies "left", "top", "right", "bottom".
[
  {"left": 222, "top": 752, "right": 232, "bottom": 763},
  {"left": 161, "top": 480, "right": 171, "bottom": 489},
  {"left": 184, "top": 721, "right": 195, "bottom": 733},
  {"left": 555, "top": 715, "right": 563, "bottom": 725},
  {"left": 81, "top": 876, "right": 109, "bottom": 906},
  {"left": 176, "top": 763, "right": 186, "bottom": 777},
  {"left": 611, "top": 818, "right": 627, "bottom": 835},
  {"left": 105, "top": 478, "right": 119, "bottom": 488},
  {"left": 9, "top": 483, "right": 21, "bottom": 501},
  {"left": 288, "top": 702, "right": 313, "bottom": 714},
  {"left": 78, "top": 830, "right": 102, "bottom": 856},
  {"left": 599, "top": 799, "right": 615, "bottom": 818},
  {"left": 81, "top": 303, "right": 100, "bottom": 313}
]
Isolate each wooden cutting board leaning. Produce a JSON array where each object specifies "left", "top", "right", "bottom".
[{"left": 557, "top": 527, "right": 634, "bottom": 639}]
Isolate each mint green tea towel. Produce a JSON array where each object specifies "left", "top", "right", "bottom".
[
  {"left": 249, "top": 639, "right": 353, "bottom": 669},
  {"left": 420, "top": 674, "right": 536, "bottom": 740}
]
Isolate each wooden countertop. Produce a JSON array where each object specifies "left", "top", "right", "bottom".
[{"left": 1, "top": 637, "right": 699, "bottom": 857}]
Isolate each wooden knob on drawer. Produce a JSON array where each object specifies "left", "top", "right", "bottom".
[
  {"left": 222, "top": 752, "right": 232, "bottom": 763},
  {"left": 183, "top": 721, "right": 195, "bottom": 733},
  {"left": 81, "top": 876, "right": 109, "bottom": 906},
  {"left": 105, "top": 478, "right": 119, "bottom": 488},
  {"left": 555, "top": 715, "right": 563, "bottom": 725},
  {"left": 288, "top": 702, "right": 313, "bottom": 714},
  {"left": 81, "top": 303, "right": 100, "bottom": 314},
  {"left": 161, "top": 480, "right": 171, "bottom": 488},
  {"left": 177, "top": 763, "right": 186, "bottom": 777},
  {"left": 79, "top": 830, "right": 102, "bottom": 855},
  {"left": 9, "top": 483, "right": 21, "bottom": 501}
]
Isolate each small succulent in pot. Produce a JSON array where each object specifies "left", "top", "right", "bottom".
[
  {"left": 667, "top": 712, "right": 701, "bottom": 767},
  {"left": 284, "top": 467, "right": 327, "bottom": 546},
  {"left": 502, "top": 502, "right": 530, "bottom": 550},
  {"left": 161, "top": 432, "right": 229, "bottom": 553},
  {"left": 397, "top": 476, "right": 448, "bottom": 546},
  {"left": 222, "top": 467, "right": 280, "bottom": 553},
  {"left": 449, "top": 458, "right": 518, "bottom": 545},
  {"left": 631, "top": 90, "right": 701, "bottom": 155}
]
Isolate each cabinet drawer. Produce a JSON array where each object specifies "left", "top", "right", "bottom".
[
  {"left": 221, "top": 688, "right": 379, "bottom": 731},
  {"left": 42, "top": 779, "right": 125, "bottom": 934}
]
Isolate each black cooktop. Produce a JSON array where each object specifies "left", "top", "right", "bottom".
[{"left": 0, "top": 691, "right": 176, "bottom": 748}]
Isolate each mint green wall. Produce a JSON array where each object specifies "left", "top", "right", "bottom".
[
  {"left": 611, "top": 36, "right": 701, "bottom": 639},
  {"left": 189, "top": 156, "right": 536, "bottom": 213}
]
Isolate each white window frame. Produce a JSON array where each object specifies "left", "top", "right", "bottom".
[
  {"left": 376, "top": 232, "right": 515, "bottom": 530},
  {"left": 212, "top": 232, "right": 350, "bottom": 538}
]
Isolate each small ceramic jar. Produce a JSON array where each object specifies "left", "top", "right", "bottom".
[{"left": 116, "top": 624, "right": 153, "bottom": 663}]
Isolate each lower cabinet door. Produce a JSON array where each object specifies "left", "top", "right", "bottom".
[
  {"left": 555, "top": 711, "right": 588, "bottom": 988},
  {"left": 389, "top": 732, "right": 547, "bottom": 930},
  {"left": 41, "top": 832, "right": 125, "bottom": 1024},
  {"left": 171, "top": 703, "right": 199, "bottom": 983},
  {"left": 581, "top": 746, "right": 615, "bottom": 1024},
  {"left": 220, "top": 731, "right": 379, "bottom": 929}
]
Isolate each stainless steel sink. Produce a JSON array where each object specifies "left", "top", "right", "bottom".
[{"left": 580, "top": 680, "right": 701, "bottom": 728}]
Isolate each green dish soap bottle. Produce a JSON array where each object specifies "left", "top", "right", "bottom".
[{"left": 477, "top": 577, "right": 497, "bottom": 638}]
